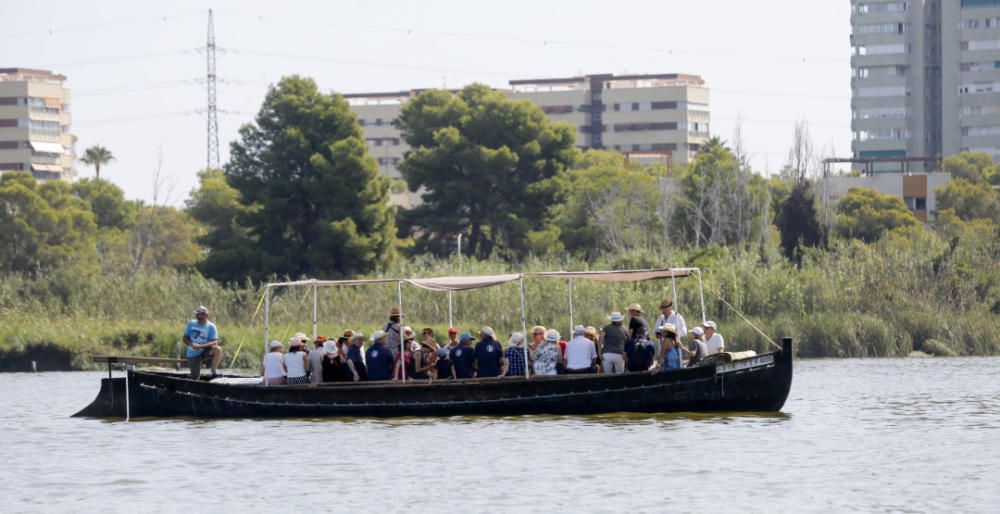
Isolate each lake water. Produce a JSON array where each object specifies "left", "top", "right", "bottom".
[{"left": 2, "top": 358, "right": 999, "bottom": 513}]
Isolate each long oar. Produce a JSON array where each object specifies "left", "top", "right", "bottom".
[{"left": 225, "top": 289, "right": 269, "bottom": 372}]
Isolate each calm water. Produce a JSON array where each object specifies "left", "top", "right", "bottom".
[{"left": 2, "top": 358, "right": 999, "bottom": 513}]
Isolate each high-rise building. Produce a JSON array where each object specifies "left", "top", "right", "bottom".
[
  {"left": 0, "top": 68, "right": 76, "bottom": 181},
  {"left": 344, "top": 72, "right": 709, "bottom": 203},
  {"left": 850, "top": 0, "right": 1000, "bottom": 168}
]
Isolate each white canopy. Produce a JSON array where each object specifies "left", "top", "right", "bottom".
[{"left": 29, "top": 141, "right": 65, "bottom": 154}]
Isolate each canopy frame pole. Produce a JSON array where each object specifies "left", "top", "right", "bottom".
[
  {"left": 264, "top": 287, "right": 271, "bottom": 356},
  {"left": 448, "top": 291, "right": 453, "bottom": 329},
  {"left": 519, "top": 276, "right": 529, "bottom": 379},
  {"left": 124, "top": 364, "right": 131, "bottom": 422},
  {"left": 568, "top": 277, "right": 574, "bottom": 337},
  {"left": 671, "top": 269, "right": 679, "bottom": 314},
  {"left": 696, "top": 268, "right": 707, "bottom": 323},
  {"left": 397, "top": 281, "right": 406, "bottom": 383},
  {"left": 312, "top": 281, "right": 318, "bottom": 341}
]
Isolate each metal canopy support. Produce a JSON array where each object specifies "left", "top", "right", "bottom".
[
  {"left": 519, "top": 276, "right": 529, "bottom": 379},
  {"left": 264, "top": 287, "right": 271, "bottom": 356},
  {"left": 448, "top": 291, "right": 453, "bottom": 329},
  {"left": 671, "top": 272, "right": 679, "bottom": 314},
  {"left": 312, "top": 281, "right": 318, "bottom": 341},
  {"left": 124, "top": 365, "right": 131, "bottom": 422},
  {"left": 696, "top": 269, "right": 707, "bottom": 323},
  {"left": 568, "top": 277, "right": 574, "bottom": 337},
  {"left": 397, "top": 281, "right": 406, "bottom": 383}
]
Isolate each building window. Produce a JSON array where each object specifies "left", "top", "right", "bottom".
[
  {"left": 904, "top": 197, "right": 927, "bottom": 211},
  {"left": 855, "top": 2, "right": 909, "bottom": 13},
  {"left": 962, "top": 125, "right": 1000, "bottom": 137},
  {"left": 858, "top": 86, "right": 909, "bottom": 98},
  {"left": 856, "top": 22, "right": 907, "bottom": 35},
  {"left": 856, "top": 44, "right": 908, "bottom": 56},
  {"left": 959, "top": 82, "right": 999, "bottom": 94},
  {"left": 856, "top": 106, "right": 910, "bottom": 119},
  {"left": 962, "top": 39, "right": 1000, "bottom": 51},
  {"left": 856, "top": 128, "right": 912, "bottom": 141}
]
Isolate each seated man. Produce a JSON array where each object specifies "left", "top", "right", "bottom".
[
  {"left": 564, "top": 325, "right": 598, "bottom": 374},
  {"left": 365, "top": 330, "right": 395, "bottom": 381},
  {"left": 184, "top": 305, "right": 222, "bottom": 379},
  {"left": 450, "top": 332, "right": 477, "bottom": 379}
]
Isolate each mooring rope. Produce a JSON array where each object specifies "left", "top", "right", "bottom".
[{"left": 700, "top": 283, "right": 782, "bottom": 351}]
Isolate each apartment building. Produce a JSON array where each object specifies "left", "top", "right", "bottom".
[
  {"left": 344, "top": 72, "right": 710, "bottom": 200},
  {"left": 0, "top": 68, "right": 76, "bottom": 181},
  {"left": 850, "top": 0, "right": 1000, "bottom": 168},
  {"left": 824, "top": 172, "right": 951, "bottom": 221}
]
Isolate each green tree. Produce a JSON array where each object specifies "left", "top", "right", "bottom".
[
  {"left": 397, "top": 84, "right": 576, "bottom": 259},
  {"left": 186, "top": 168, "right": 256, "bottom": 283},
  {"left": 219, "top": 75, "right": 395, "bottom": 281},
  {"left": 71, "top": 178, "right": 135, "bottom": 230},
  {"left": 0, "top": 171, "right": 96, "bottom": 274},
  {"left": 545, "top": 150, "right": 665, "bottom": 257},
  {"left": 671, "top": 138, "right": 769, "bottom": 248},
  {"left": 936, "top": 178, "right": 1000, "bottom": 224},
  {"left": 835, "top": 187, "right": 919, "bottom": 243},
  {"left": 79, "top": 145, "right": 115, "bottom": 180},
  {"left": 775, "top": 180, "right": 827, "bottom": 262},
  {"left": 942, "top": 151, "right": 999, "bottom": 184}
]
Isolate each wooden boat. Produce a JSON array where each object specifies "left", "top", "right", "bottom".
[
  {"left": 74, "top": 339, "right": 791, "bottom": 418},
  {"left": 74, "top": 268, "right": 794, "bottom": 419}
]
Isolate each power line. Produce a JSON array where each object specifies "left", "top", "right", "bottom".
[
  {"left": 213, "top": 10, "right": 849, "bottom": 64},
  {"left": 0, "top": 11, "right": 203, "bottom": 39},
  {"left": 74, "top": 79, "right": 201, "bottom": 97},
  {"left": 41, "top": 49, "right": 196, "bottom": 70}
]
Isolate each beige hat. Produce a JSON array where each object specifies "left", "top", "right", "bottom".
[
  {"left": 628, "top": 303, "right": 643, "bottom": 313},
  {"left": 389, "top": 306, "right": 404, "bottom": 317},
  {"left": 480, "top": 326, "right": 495, "bottom": 338}
]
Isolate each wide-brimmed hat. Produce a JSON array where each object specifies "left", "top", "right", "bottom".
[
  {"left": 608, "top": 312, "right": 624, "bottom": 322},
  {"left": 292, "top": 332, "right": 310, "bottom": 343},
  {"left": 268, "top": 340, "right": 283, "bottom": 350},
  {"left": 509, "top": 332, "right": 525, "bottom": 346},
  {"left": 389, "top": 306, "right": 404, "bottom": 318},
  {"left": 288, "top": 336, "right": 304, "bottom": 347},
  {"left": 323, "top": 341, "right": 337, "bottom": 353},
  {"left": 585, "top": 326, "right": 598, "bottom": 338},
  {"left": 658, "top": 323, "right": 677, "bottom": 336},
  {"left": 703, "top": 321, "right": 717, "bottom": 330},
  {"left": 627, "top": 303, "right": 643, "bottom": 313},
  {"left": 402, "top": 326, "right": 415, "bottom": 337},
  {"left": 371, "top": 329, "right": 387, "bottom": 342},
  {"left": 544, "top": 329, "right": 560, "bottom": 342},
  {"left": 660, "top": 300, "right": 673, "bottom": 310},
  {"left": 349, "top": 333, "right": 366, "bottom": 344}
]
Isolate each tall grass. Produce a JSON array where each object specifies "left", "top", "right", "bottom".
[{"left": 2, "top": 229, "right": 999, "bottom": 368}]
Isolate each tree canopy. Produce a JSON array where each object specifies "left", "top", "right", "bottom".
[
  {"left": 943, "top": 151, "right": 1000, "bottom": 185},
  {"left": 203, "top": 75, "right": 395, "bottom": 282},
  {"left": 835, "top": 187, "right": 919, "bottom": 243},
  {"left": 775, "top": 179, "right": 826, "bottom": 262},
  {"left": 936, "top": 178, "right": 1000, "bottom": 224},
  {"left": 397, "top": 84, "right": 576, "bottom": 259}
]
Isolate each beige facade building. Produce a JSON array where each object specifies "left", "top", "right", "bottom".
[
  {"left": 0, "top": 68, "right": 76, "bottom": 181},
  {"left": 824, "top": 172, "right": 950, "bottom": 222},
  {"left": 344, "top": 72, "right": 709, "bottom": 204}
]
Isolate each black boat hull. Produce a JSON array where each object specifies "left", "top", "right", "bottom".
[{"left": 74, "top": 339, "right": 793, "bottom": 419}]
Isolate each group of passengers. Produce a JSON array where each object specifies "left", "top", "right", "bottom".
[{"left": 251, "top": 301, "right": 727, "bottom": 386}]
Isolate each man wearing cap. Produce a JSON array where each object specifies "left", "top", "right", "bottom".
[
  {"left": 475, "top": 326, "right": 504, "bottom": 378},
  {"left": 599, "top": 312, "right": 629, "bottom": 374},
  {"left": 450, "top": 332, "right": 477, "bottom": 379},
  {"left": 384, "top": 307, "right": 404, "bottom": 359},
  {"left": 444, "top": 328, "right": 459, "bottom": 352},
  {"left": 366, "top": 330, "right": 395, "bottom": 381},
  {"left": 703, "top": 321, "right": 725, "bottom": 354},
  {"left": 183, "top": 305, "right": 223, "bottom": 379},
  {"left": 309, "top": 336, "right": 328, "bottom": 384},
  {"left": 654, "top": 300, "right": 687, "bottom": 350},
  {"left": 564, "top": 325, "right": 598, "bottom": 374},
  {"left": 627, "top": 303, "right": 651, "bottom": 342}
]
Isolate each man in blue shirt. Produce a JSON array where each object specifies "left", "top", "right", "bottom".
[
  {"left": 183, "top": 305, "right": 222, "bottom": 379},
  {"left": 365, "top": 330, "right": 395, "bottom": 381},
  {"left": 475, "top": 326, "right": 504, "bottom": 378},
  {"left": 450, "top": 332, "right": 477, "bottom": 379}
]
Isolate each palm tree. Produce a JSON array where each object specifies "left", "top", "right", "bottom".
[{"left": 79, "top": 145, "right": 115, "bottom": 180}]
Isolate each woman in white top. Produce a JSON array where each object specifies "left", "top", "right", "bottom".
[
  {"left": 284, "top": 337, "right": 312, "bottom": 385},
  {"left": 261, "top": 340, "right": 287, "bottom": 386}
]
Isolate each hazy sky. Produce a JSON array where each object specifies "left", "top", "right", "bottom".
[{"left": 2, "top": 0, "right": 851, "bottom": 204}]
